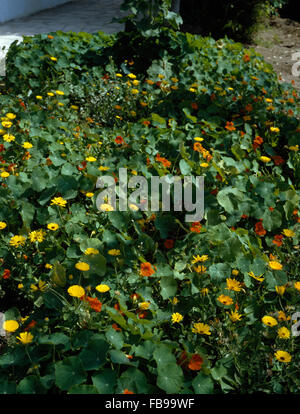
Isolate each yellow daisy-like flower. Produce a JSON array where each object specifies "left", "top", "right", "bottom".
[
  {"left": 191, "top": 322, "right": 211, "bottom": 335},
  {"left": 262, "top": 315, "right": 278, "bottom": 327},
  {"left": 16, "top": 332, "right": 34, "bottom": 345},
  {"left": 47, "top": 92, "right": 55, "bottom": 97},
  {"left": 36, "top": 96, "right": 43, "bottom": 100},
  {"left": 108, "top": 249, "right": 121, "bottom": 256},
  {"left": 194, "top": 137, "right": 204, "bottom": 142},
  {"left": 3, "top": 134, "right": 15, "bottom": 142},
  {"left": 200, "top": 163, "right": 209, "bottom": 168},
  {"left": 274, "top": 350, "right": 292, "bottom": 363},
  {"left": 2, "top": 120, "right": 12, "bottom": 128},
  {"left": 270, "top": 127, "right": 280, "bottom": 133},
  {"left": 248, "top": 271, "right": 264, "bottom": 282},
  {"left": 277, "top": 311, "right": 287, "bottom": 321},
  {"left": 260, "top": 156, "right": 271, "bottom": 163},
  {"left": 127, "top": 73, "right": 136, "bottom": 79},
  {"left": 289, "top": 145, "right": 299, "bottom": 152},
  {"left": 86, "top": 156, "right": 97, "bottom": 162},
  {"left": 294, "top": 281, "right": 300, "bottom": 292},
  {"left": 45, "top": 263, "right": 53, "bottom": 269},
  {"left": 30, "top": 280, "right": 47, "bottom": 292},
  {"left": 50, "top": 197, "right": 67, "bottom": 207},
  {"left": 98, "top": 166, "right": 110, "bottom": 171},
  {"left": 232, "top": 269, "right": 239, "bottom": 276},
  {"left": 194, "top": 265, "right": 207, "bottom": 273},
  {"left": 75, "top": 262, "right": 90, "bottom": 271},
  {"left": 96, "top": 284, "right": 110, "bottom": 293},
  {"left": 275, "top": 285, "right": 285, "bottom": 296},
  {"left": 139, "top": 302, "right": 150, "bottom": 310},
  {"left": 171, "top": 297, "right": 179, "bottom": 305},
  {"left": 131, "top": 89, "right": 139, "bottom": 94},
  {"left": 99, "top": 203, "right": 114, "bottom": 212},
  {"left": 268, "top": 260, "right": 282, "bottom": 270},
  {"left": 217, "top": 294, "right": 233, "bottom": 306},
  {"left": 55, "top": 90, "right": 65, "bottom": 95},
  {"left": 2, "top": 320, "right": 19, "bottom": 332},
  {"left": 85, "top": 248, "right": 99, "bottom": 255},
  {"left": 67, "top": 285, "right": 85, "bottom": 298},
  {"left": 47, "top": 223, "right": 59, "bottom": 231},
  {"left": 129, "top": 204, "right": 139, "bottom": 211},
  {"left": 29, "top": 229, "right": 46, "bottom": 243},
  {"left": 277, "top": 327, "right": 290, "bottom": 339},
  {"left": 228, "top": 310, "right": 243, "bottom": 322},
  {"left": 22, "top": 142, "right": 33, "bottom": 149},
  {"left": 9, "top": 235, "right": 26, "bottom": 247},
  {"left": 86, "top": 192, "right": 94, "bottom": 198},
  {"left": 191, "top": 254, "right": 209, "bottom": 264},
  {"left": 5, "top": 113, "right": 16, "bottom": 120},
  {"left": 1, "top": 172, "right": 10, "bottom": 178},
  {"left": 171, "top": 312, "right": 183, "bottom": 324},
  {"left": 50, "top": 57, "right": 57, "bottom": 61},
  {"left": 116, "top": 73, "right": 123, "bottom": 77},
  {"left": 226, "top": 278, "right": 242, "bottom": 292},
  {"left": 282, "top": 229, "right": 295, "bottom": 237},
  {"left": 0, "top": 221, "right": 7, "bottom": 229},
  {"left": 18, "top": 283, "right": 24, "bottom": 289}
]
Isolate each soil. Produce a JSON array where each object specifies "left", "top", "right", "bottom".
[{"left": 246, "top": 16, "right": 300, "bottom": 93}]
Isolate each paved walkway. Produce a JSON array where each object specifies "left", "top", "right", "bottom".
[{"left": 0, "top": 0, "right": 125, "bottom": 75}]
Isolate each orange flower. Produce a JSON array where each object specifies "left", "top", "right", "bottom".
[
  {"left": 191, "top": 102, "right": 198, "bottom": 110},
  {"left": 190, "top": 222, "right": 202, "bottom": 233},
  {"left": 225, "top": 121, "right": 236, "bottom": 131},
  {"left": 24, "top": 320, "right": 37, "bottom": 331},
  {"left": 254, "top": 220, "right": 266, "bottom": 236},
  {"left": 123, "top": 389, "right": 134, "bottom": 394},
  {"left": 243, "top": 54, "right": 250, "bottom": 62},
  {"left": 140, "top": 262, "right": 155, "bottom": 277},
  {"left": 188, "top": 354, "right": 204, "bottom": 371},
  {"left": 252, "top": 136, "right": 263, "bottom": 151},
  {"left": 2, "top": 269, "right": 11, "bottom": 279},
  {"left": 273, "top": 234, "right": 283, "bottom": 247},
  {"left": 112, "top": 323, "right": 122, "bottom": 331},
  {"left": 271, "top": 155, "right": 285, "bottom": 165},
  {"left": 84, "top": 296, "right": 102, "bottom": 312},
  {"left": 115, "top": 135, "right": 125, "bottom": 144},
  {"left": 156, "top": 153, "right": 171, "bottom": 168},
  {"left": 193, "top": 142, "right": 203, "bottom": 152}
]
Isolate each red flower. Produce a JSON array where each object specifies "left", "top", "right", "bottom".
[
  {"left": 112, "top": 323, "right": 122, "bottom": 332},
  {"left": 243, "top": 54, "right": 250, "bottom": 62},
  {"left": 273, "top": 234, "right": 283, "bottom": 247},
  {"left": 85, "top": 296, "right": 102, "bottom": 312},
  {"left": 115, "top": 135, "right": 125, "bottom": 145},
  {"left": 271, "top": 155, "right": 285, "bottom": 166},
  {"left": 24, "top": 320, "right": 37, "bottom": 331},
  {"left": 252, "top": 136, "right": 263, "bottom": 151},
  {"left": 2, "top": 269, "right": 11, "bottom": 279},
  {"left": 164, "top": 239, "right": 174, "bottom": 249},
  {"left": 190, "top": 222, "right": 202, "bottom": 233},
  {"left": 188, "top": 354, "right": 204, "bottom": 371},
  {"left": 77, "top": 161, "right": 87, "bottom": 171},
  {"left": 254, "top": 220, "right": 266, "bottom": 236}
]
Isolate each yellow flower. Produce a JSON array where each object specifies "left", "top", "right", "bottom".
[
  {"left": 232, "top": 269, "right": 239, "bottom": 276},
  {"left": 86, "top": 156, "right": 96, "bottom": 162},
  {"left": 86, "top": 192, "right": 94, "bottom": 198},
  {"left": 260, "top": 156, "right": 271, "bottom": 163},
  {"left": 50, "top": 197, "right": 67, "bottom": 207},
  {"left": 9, "top": 235, "right": 26, "bottom": 247},
  {"left": 29, "top": 229, "right": 46, "bottom": 243},
  {"left": 277, "top": 311, "right": 287, "bottom": 321},
  {"left": 5, "top": 113, "right": 16, "bottom": 120},
  {"left": 129, "top": 203, "right": 139, "bottom": 211},
  {"left": 275, "top": 285, "right": 285, "bottom": 296},
  {"left": 265, "top": 98, "right": 273, "bottom": 103},
  {"left": 45, "top": 264, "right": 53, "bottom": 269},
  {"left": 47, "top": 223, "right": 59, "bottom": 231},
  {"left": 3, "top": 134, "right": 15, "bottom": 142},
  {"left": 201, "top": 288, "right": 209, "bottom": 296},
  {"left": 139, "top": 302, "right": 150, "bottom": 310},
  {"left": 2, "top": 320, "right": 19, "bottom": 332},
  {"left": 84, "top": 248, "right": 99, "bottom": 255},
  {"left": 36, "top": 96, "right": 43, "bottom": 100},
  {"left": 1, "top": 172, "right": 10, "bottom": 178},
  {"left": 0, "top": 221, "right": 7, "bottom": 229},
  {"left": 274, "top": 350, "right": 291, "bottom": 363},
  {"left": 30, "top": 280, "right": 47, "bottom": 292},
  {"left": 171, "top": 312, "right": 183, "bottom": 323},
  {"left": 217, "top": 294, "right": 233, "bottom": 306},
  {"left": 99, "top": 203, "right": 114, "bottom": 212},
  {"left": 277, "top": 327, "right": 290, "bottom": 339},
  {"left": 191, "top": 322, "right": 211, "bottom": 335},
  {"left": 268, "top": 260, "right": 282, "bottom": 270},
  {"left": 127, "top": 73, "right": 136, "bottom": 79},
  {"left": 67, "top": 285, "right": 85, "bottom": 298},
  {"left": 75, "top": 262, "right": 90, "bottom": 271},
  {"left": 47, "top": 92, "right": 55, "bottom": 96},
  {"left": 16, "top": 332, "right": 34, "bottom": 345},
  {"left": 262, "top": 315, "right": 277, "bottom": 327},
  {"left": 289, "top": 145, "right": 299, "bottom": 152},
  {"left": 116, "top": 73, "right": 123, "bottom": 77},
  {"left": 282, "top": 229, "right": 295, "bottom": 237},
  {"left": 248, "top": 271, "right": 264, "bottom": 282},
  {"left": 131, "top": 89, "right": 139, "bottom": 94},
  {"left": 200, "top": 163, "right": 209, "bottom": 167},
  {"left": 55, "top": 90, "right": 65, "bottom": 95},
  {"left": 50, "top": 57, "right": 57, "bottom": 61},
  {"left": 191, "top": 254, "right": 209, "bottom": 264},
  {"left": 228, "top": 310, "right": 243, "bottom": 322},
  {"left": 294, "top": 281, "right": 300, "bottom": 292},
  {"left": 18, "top": 283, "right": 24, "bottom": 289},
  {"left": 2, "top": 120, "right": 12, "bottom": 128},
  {"left": 98, "top": 166, "right": 110, "bottom": 171},
  {"left": 189, "top": 87, "right": 196, "bottom": 93},
  {"left": 22, "top": 142, "right": 33, "bottom": 149},
  {"left": 108, "top": 249, "right": 121, "bottom": 256},
  {"left": 71, "top": 105, "right": 79, "bottom": 110},
  {"left": 171, "top": 297, "right": 179, "bottom": 305},
  {"left": 96, "top": 284, "right": 110, "bottom": 293},
  {"left": 194, "top": 265, "right": 207, "bottom": 273},
  {"left": 270, "top": 127, "right": 280, "bottom": 133},
  {"left": 194, "top": 137, "right": 204, "bottom": 142},
  {"left": 226, "top": 278, "right": 242, "bottom": 292}
]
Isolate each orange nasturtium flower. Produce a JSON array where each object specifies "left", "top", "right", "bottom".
[{"left": 140, "top": 262, "right": 155, "bottom": 277}]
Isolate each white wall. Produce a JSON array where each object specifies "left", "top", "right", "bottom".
[{"left": 0, "top": 0, "right": 72, "bottom": 23}]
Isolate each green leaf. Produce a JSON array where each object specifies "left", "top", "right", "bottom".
[
  {"left": 83, "top": 253, "right": 107, "bottom": 276},
  {"left": 192, "top": 372, "right": 214, "bottom": 394},
  {"left": 55, "top": 356, "right": 87, "bottom": 391},
  {"left": 105, "top": 327, "right": 124, "bottom": 350},
  {"left": 17, "top": 376, "right": 46, "bottom": 394},
  {"left": 160, "top": 277, "right": 177, "bottom": 299},
  {"left": 157, "top": 363, "right": 184, "bottom": 394},
  {"left": 79, "top": 335, "right": 109, "bottom": 370},
  {"left": 0, "top": 380, "right": 17, "bottom": 394},
  {"left": 92, "top": 369, "right": 117, "bottom": 394},
  {"left": 51, "top": 262, "right": 67, "bottom": 287},
  {"left": 68, "top": 385, "right": 99, "bottom": 394},
  {"left": 118, "top": 368, "right": 149, "bottom": 394},
  {"left": 179, "top": 159, "right": 192, "bottom": 175}
]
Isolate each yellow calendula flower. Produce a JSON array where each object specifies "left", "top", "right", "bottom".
[
  {"left": 248, "top": 271, "right": 264, "bottom": 282},
  {"left": 127, "top": 73, "right": 136, "bottom": 79},
  {"left": 194, "top": 265, "right": 207, "bottom": 273},
  {"left": 260, "top": 156, "right": 271, "bottom": 163},
  {"left": 226, "top": 278, "right": 242, "bottom": 292},
  {"left": 131, "top": 89, "right": 139, "bottom": 95},
  {"left": 277, "top": 311, "right": 287, "bottom": 321},
  {"left": 9, "top": 235, "right": 26, "bottom": 247},
  {"left": 3, "top": 134, "right": 15, "bottom": 142},
  {"left": 86, "top": 192, "right": 94, "bottom": 198},
  {"left": 2, "top": 120, "right": 12, "bottom": 128},
  {"left": 16, "top": 332, "right": 34, "bottom": 345},
  {"left": 194, "top": 137, "right": 204, "bottom": 142},
  {"left": 282, "top": 229, "right": 295, "bottom": 237},
  {"left": 270, "top": 127, "right": 280, "bottom": 133},
  {"left": 171, "top": 297, "right": 179, "bottom": 305},
  {"left": 99, "top": 166, "right": 110, "bottom": 171},
  {"left": 275, "top": 285, "right": 285, "bottom": 296},
  {"left": 5, "top": 113, "right": 16, "bottom": 120},
  {"left": 191, "top": 322, "right": 211, "bottom": 335},
  {"left": 47, "top": 223, "right": 59, "bottom": 231},
  {"left": 1, "top": 172, "right": 10, "bottom": 178},
  {"left": 18, "top": 283, "right": 24, "bottom": 289},
  {"left": 228, "top": 309, "right": 243, "bottom": 322},
  {"left": 22, "top": 142, "right": 33, "bottom": 149},
  {"left": 171, "top": 312, "right": 183, "bottom": 324},
  {"left": 200, "top": 163, "right": 209, "bottom": 167},
  {"left": 86, "top": 156, "right": 97, "bottom": 162},
  {"left": 85, "top": 248, "right": 99, "bottom": 255},
  {"left": 96, "top": 284, "right": 110, "bottom": 293},
  {"left": 67, "top": 285, "right": 85, "bottom": 298},
  {"left": 108, "top": 249, "right": 121, "bottom": 256},
  {"left": 262, "top": 315, "right": 277, "bottom": 327},
  {"left": 29, "top": 229, "right": 46, "bottom": 243},
  {"left": 45, "top": 264, "right": 53, "bottom": 269},
  {"left": 55, "top": 90, "right": 65, "bottom": 95},
  {"left": 2, "top": 320, "right": 19, "bottom": 332},
  {"left": 191, "top": 254, "right": 209, "bottom": 264},
  {"left": 294, "top": 281, "right": 300, "bottom": 292},
  {"left": 217, "top": 294, "right": 233, "bottom": 306},
  {"left": 50, "top": 197, "right": 67, "bottom": 207},
  {"left": 232, "top": 269, "right": 239, "bottom": 276},
  {"left": 289, "top": 145, "right": 299, "bottom": 152},
  {"left": 139, "top": 302, "right": 150, "bottom": 310},
  {"left": 99, "top": 203, "right": 114, "bottom": 212},
  {"left": 47, "top": 92, "right": 55, "bottom": 96},
  {"left": 75, "top": 262, "right": 90, "bottom": 271},
  {"left": 36, "top": 96, "right": 43, "bottom": 100},
  {"left": 50, "top": 57, "right": 57, "bottom": 61},
  {"left": 274, "top": 350, "right": 291, "bottom": 363},
  {"left": 0, "top": 221, "right": 7, "bottom": 229},
  {"left": 268, "top": 260, "right": 282, "bottom": 270},
  {"left": 277, "top": 327, "right": 290, "bottom": 339}
]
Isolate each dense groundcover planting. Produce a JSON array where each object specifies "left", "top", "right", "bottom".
[{"left": 0, "top": 26, "right": 299, "bottom": 394}]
